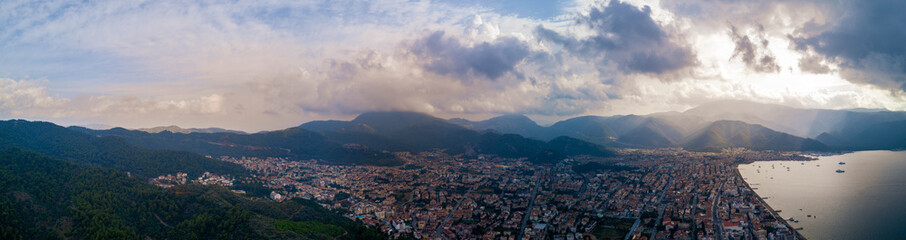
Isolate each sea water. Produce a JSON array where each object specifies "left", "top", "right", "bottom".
[{"left": 738, "top": 150, "right": 906, "bottom": 239}]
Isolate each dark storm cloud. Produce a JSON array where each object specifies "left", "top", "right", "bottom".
[
  {"left": 791, "top": 0, "right": 906, "bottom": 90},
  {"left": 411, "top": 31, "right": 530, "bottom": 80},
  {"left": 536, "top": 0, "right": 696, "bottom": 75},
  {"left": 729, "top": 25, "right": 779, "bottom": 73}
]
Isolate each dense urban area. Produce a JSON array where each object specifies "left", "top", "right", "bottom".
[{"left": 155, "top": 148, "right": 810, "bottom": 240}]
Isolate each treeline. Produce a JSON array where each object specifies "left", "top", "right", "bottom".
[{"left": 0, "top": 148, "right": 386, "bottom": 239}]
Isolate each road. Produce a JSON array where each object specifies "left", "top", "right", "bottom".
[
  {"left": 624, "top": 218, "right": 641, "bottom": 240},
  {"left": 649, "top": 178, "right": 672, "bottom": 240},
  {"left": 712, "top": 178, "right": 727, "bottom": 240},
  {"left": 432, "top": 182, "right": 479, "bottom": 238},
  {"left": 690, "top": 194, "right": 698, "bottom": 237},
  {"left": 516, "top": 170, "right": 543, "bottom": 240},
  {"left": 624, "top": 177, "right": 671, "bottom": 240}
]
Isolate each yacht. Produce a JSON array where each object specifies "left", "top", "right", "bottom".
[
  {"left": 839, "top": 162, "right": 846, "bottom": 165},
  {"left": 836, "top": 169, "right": 845, "bottom": 173}
]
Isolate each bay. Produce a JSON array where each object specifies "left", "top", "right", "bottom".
[{"left": 738, "top": 150, "right": 906, "bottom": 239}]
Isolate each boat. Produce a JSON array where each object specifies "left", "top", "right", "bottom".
[
  {"left": 839, "top": 162, "right": 846, "bottom": 165},
  {"left": 836, "top": 169, "right": 845, "bottom": 173}
]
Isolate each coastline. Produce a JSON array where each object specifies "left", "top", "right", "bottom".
[{"left": 734, "top": 166, "right": 807, "bottom": 240}]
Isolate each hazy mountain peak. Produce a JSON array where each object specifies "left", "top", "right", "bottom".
[
  {"left": 685, "top": 100, "right": 795, "bottom": 115},
  {"left": 353, "top": 111, "right": 437, "bottom": 120},
  {"left": 136, "top": 125, "right": 245, "bottom": 134},
  {"left": 487, "top": 114, "right": 533, "bottom": 122},
  {"left": 481, "top": 114, "right": 541, "bottom": 129}
]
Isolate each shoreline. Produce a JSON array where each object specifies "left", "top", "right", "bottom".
[{"left": 734, "top": 166, "right": 807, "bottom": 240}]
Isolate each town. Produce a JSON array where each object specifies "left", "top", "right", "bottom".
[{"left": 207, "top": 148, "right": 808, "bottom": 240}]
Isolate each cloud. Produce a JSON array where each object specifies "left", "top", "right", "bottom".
[
  {"left": 4, "top": 0, "right": 906, "bottom": 132},
  {"left": 728, "top": 25, "right": 780, "bottom": 73},
  {"left": 536, "top": 0, "right": 697, "bottom": 75},
  {"left": 1, "top": 78, "right": 227, "bottom": 125},
  {"left": 798, "top": 54, "right": 831, "bottom": 74},
  {"left": 0, "top": 78, "right": 67, "bottom": 117},
  {"left": 410, "top": 30, "right": 531, "bottom": 81},
  {"left": 789, "top": 0, "right": 906, "bottom": 91}
]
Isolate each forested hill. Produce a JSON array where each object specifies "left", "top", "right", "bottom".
[
  {"left": 0, "top": 148, "right": 386, "bottom": 239},
  {"left": 0, "top": 119, "right": 247, "bottom": 179}
]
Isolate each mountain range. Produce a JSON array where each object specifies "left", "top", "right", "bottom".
[
  {"left": 7, "top": 100, "right": 900, "bottom": 171},
  {"left": 62, "top": 111, "right": 614, "bottom": 167},
  {"left": 449, "top": 100, "right": 906, "bottom": 151},
  {"left": 136, "top": 125, "right": 246, "bottom": 134}
]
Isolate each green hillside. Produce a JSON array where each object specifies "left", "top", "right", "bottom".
[
  {"left": 0, "top": 148, "right": 385, "bottom": 240},
  {"left": 0, "top": 120, "right": 247, "bottom": 179}
]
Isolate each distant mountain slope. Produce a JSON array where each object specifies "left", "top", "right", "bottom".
[
  {"left": 548, "top": 116, "right": 619, "bottom": 145},
  {"left": 300, "top": 120, "right": 377, "bottom": 133},
  {"left": 0, "top": 148, "right": 385, "bottom": 239},
  {"left": 0, "top": 120, "right": 247, "bottom": 179},
  {"left": 818, "top": 120, "right": 906, "bottom": 150},
  {"left": 546, "top": 136, "right": 617, "bottom": 157},
  {"left": 849, "top": 120, "right": 906, "bottom": 149},
  {"left": 351, "top": 111, "right": 454, "bottom": 135},
  {"left": 452, "top": 114, "right": 685, "bottom": 148},
  {"left": 682, "top": 100, "right": 906, "bottom": 150},
  {"left": 599, "top": 115, "right": 649, "bottom": 137},
  {"left": 477, "top": 133, "right": 546, "bottom": 158},
  {"left": 681, "top": 120, "right": 827, "bottom": 152},
  {"left": 617, "top": 118, "right": 683, "bottom": 147},
  {"left": 451, "top": 114, "right": 554, "bottom": 141},
  {"left": 684, "top": 100, "right": 906, "bottom": 138},
  {"left": 137, "top": 125, "right": 246, "bottom": 134}
]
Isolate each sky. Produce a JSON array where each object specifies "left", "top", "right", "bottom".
[{"left": 2, "top": 0, "right": 906, "bottom": 131}]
